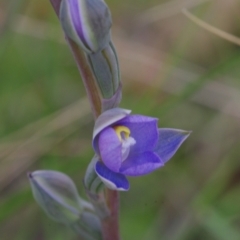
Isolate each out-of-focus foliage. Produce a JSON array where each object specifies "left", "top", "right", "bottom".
[{"left": 1, "top": 0, "right": 240, "bottom": 239}]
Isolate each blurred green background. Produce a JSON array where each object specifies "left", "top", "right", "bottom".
[{"left": 1, "top": 0, "right": 240, "bottom": 239}]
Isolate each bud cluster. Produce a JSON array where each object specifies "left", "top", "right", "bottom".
[
  {"left": 29, "top": 171, "right": 103, "bottom": 239},
  {"left": 60, "top": 0, "right": 121, "bottom": 104}
]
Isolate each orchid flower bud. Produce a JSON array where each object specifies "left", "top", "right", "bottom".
[
  {"left": 84, "top": 155, "right": 110, "bottom": 219},
  {"left": 28, "top": 170, "right": 93, "bottom": 225},
  {"left": 87, "top": 41, "right": 120, "bottom": 99},
  {"left": 84, "top": 155, "right": 104, "bottom": 193},
  {"left": 60, "top": 0, "right": 112, "bottom": 53}
]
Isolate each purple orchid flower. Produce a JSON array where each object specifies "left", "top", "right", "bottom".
[{"left": 93, "top": 108, "right": 190, "bottom": 191}]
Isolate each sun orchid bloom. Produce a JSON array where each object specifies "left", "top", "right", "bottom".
[{"left": 93, "top": 108, "right": 190, "bottom": 191}]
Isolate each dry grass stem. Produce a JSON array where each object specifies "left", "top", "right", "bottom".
[
  {"left": 139, "top": 0, "right": 211, "bottom": 24},
  {"left": 182, "top": 8, "right": 240, "bottom": 46}
]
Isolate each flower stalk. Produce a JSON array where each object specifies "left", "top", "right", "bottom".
[
  {"left": 49, "top": 0, "right": 120, "bottom": 239},
  {"left": 101, "top": 190, "right": 120, "bottom": 240},
  {"left": 67, "top": 38, "right": 102, "bottom": 118},
  {"left": 50, "top": 0, "right": 104, "bottom": 118}
]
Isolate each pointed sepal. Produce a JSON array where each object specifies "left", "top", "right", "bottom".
[{"left": 154, "top": 128, "right": 191, "bottom": 163}]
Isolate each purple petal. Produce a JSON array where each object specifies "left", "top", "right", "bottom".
[
  {"left": 120, "top": 152, "right": 163, "bottom": 176},
  {"left": 93, "top": 108, "right": 131, "bottom": 152},
  {"left": 154, "top": 128, "right": 191, "bottom": 163},
  {"left": 95, "top": 161, "right": 129, "bottom": 191},
  {"left": 98, "top": 127, "right": 122, "bottom": 172},
  {"left": 117, "top": 115, "right": 158, "bottom": 154}
]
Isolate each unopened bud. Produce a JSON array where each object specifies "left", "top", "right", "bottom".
[
  {"left": 60, "top": 0, "right": 112, "bottom": 53},
  {"left": 84, "top": 155, "right": 104, "bottom": 193},
  {"left": 88, "top": 41, "right": 120, "bottom": 99},
  {"left": 28, "top": 170, "right": 92, "bottom": 225}
]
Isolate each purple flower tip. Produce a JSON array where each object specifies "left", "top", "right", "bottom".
[
  {"left": 93, "top": 108, "right": 190, "bottom": 191},
  {"left": 60, "top": 0, "right": 112, "bottom": 53}
]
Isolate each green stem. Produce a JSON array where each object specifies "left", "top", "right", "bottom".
[
  {"left": 101, "top": 190, "right": 120, "bottom": 240},
  {"left": 49, "top": 1, "right": 120, "bottom": 239},
  {"left": 67, "top": 38, "right": 102, "bottom": 118}
]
